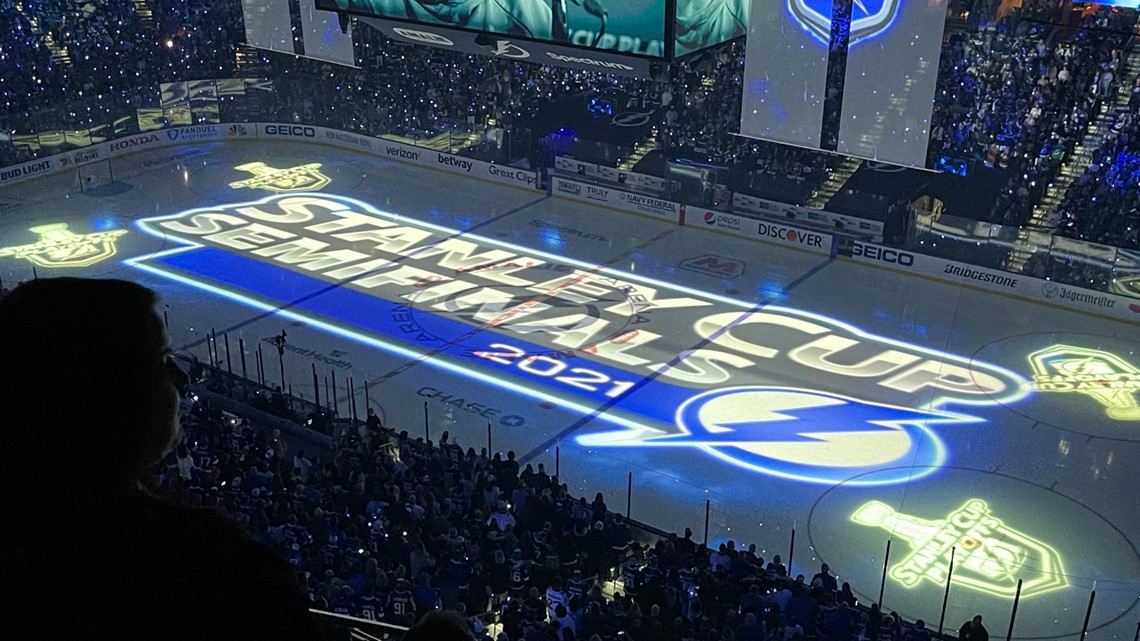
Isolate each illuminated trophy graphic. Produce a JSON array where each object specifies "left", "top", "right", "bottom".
[
  {"left": 0, "top": 224, "right": 127, "bottom": 268},
  {"left": 228, "top": 162, "right": 330, "bottom": 192},
  {"left": 1027, "top": 345, "right": 1140, "bottom": 420},
  {"left": 851, "top": 499, "right": 1067, "bottom": 598}
]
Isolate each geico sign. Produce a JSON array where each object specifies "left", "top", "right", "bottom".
[
  {"left": 853, "top": 243, "right": 914, "bottom": 266},
  {"left": 757, "top": 222, "right": 824, "bottom": 248},
  {"left": 109, "top": 134, "right": 161, "bottom": 152},
  {"left": 264, "top": 125, "right": 316, "bottom": 138}
]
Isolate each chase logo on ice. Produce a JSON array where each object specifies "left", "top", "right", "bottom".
[{"left": 789, "top": 0, "right": 901, "bottom": 46}]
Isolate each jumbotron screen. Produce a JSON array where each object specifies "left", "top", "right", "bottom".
[
  {"left": 317, "top": 0, "right": 669, "bottom": 57},
  {"left": 1082, "top": 0, "right": 1140, "bottom": 7},
  {"left": 674, "top": 0, "right": 750, "bottom": 57}
]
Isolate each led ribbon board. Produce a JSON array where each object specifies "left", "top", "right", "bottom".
[
  {"left": 852, "top": 499, "right": 1067, "bottom": 598},
  {"left": 789, "top": 0, "right": 901, "bottom": 47},
  {"left": 0, "top": 224, "right": 127, "bottom": 268},
  {"left": 129, "top": 193, "right": 1029, "bottom": 485},
  {"left": 1027, "top": 345, "right": 1140, "bottom": 421}
]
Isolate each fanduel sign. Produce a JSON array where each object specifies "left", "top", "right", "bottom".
[{"left": 131, "top": 193, "right": 1028, "bottom": 486}]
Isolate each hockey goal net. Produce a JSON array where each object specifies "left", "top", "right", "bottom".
[{"left": 78, "top": 159, "right": 114, "bottom": 194}]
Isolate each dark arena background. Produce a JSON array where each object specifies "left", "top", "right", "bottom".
[{"left": 2, "top": 0, "right": 1140, "bottom": 638}]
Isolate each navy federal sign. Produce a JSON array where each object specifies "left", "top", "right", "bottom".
[
  {"left": 789, "top": 0, "right": 901, "bottom": 46},
  {"left": 130, "top": 194, "right": 1027, "bottom": 485}
]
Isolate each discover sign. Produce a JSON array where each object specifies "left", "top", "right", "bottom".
[{"left": 688, "top": 206, "right": 832, "bottom": 255}]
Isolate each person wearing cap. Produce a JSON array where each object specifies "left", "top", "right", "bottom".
[{"left": 0, "top": 278, "right": 321, "bottom": 640}]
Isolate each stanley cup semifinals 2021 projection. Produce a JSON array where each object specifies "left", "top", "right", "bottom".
[{"left": 320, "top": 0, "right": 667, "bottom": 57}]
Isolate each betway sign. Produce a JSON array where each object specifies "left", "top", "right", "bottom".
[
  {"left": 360, "top": 17, "right": 652, "bottom": 78},
  {"left": 361, "top": 135, "right": 536, "bottom": 189}
]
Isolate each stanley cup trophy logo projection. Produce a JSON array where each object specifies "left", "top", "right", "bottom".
[
  {"left": 229, "top": 162, "right": 332, "bottom": 193},
  {"left": 851, "top": 500, "right": 1067, "bottom": 598},
  {"left": 1027, "top": 345, "right": 1140, "bottom": 420},
  {"left": 0, "top": 224, "right": 128, "bottom": 269}
]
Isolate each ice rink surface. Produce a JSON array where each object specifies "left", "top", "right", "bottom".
[{"left": 2, "top": 141, "right": 1138, "bottom": 640}]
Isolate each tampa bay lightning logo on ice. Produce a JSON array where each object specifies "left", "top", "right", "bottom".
[
  {"left": 581, "top": 387, "right": 976, "bottom": 486},
  {"left": 789, "top": 0, "right": 901, "bottom": 47}
]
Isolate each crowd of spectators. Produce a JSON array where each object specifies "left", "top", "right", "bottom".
[
  {"left": 928, "top": 4, "right": 1130, "bottom": 226},
  {"left": 1050, "top": 72, "right": 1140, "bottom": 249},
  {"left": 167, "top": 379, "right": 944, "bottom": 641},
  {"left": 2, "top": 0, "right": 1140, "bottom": 262}
]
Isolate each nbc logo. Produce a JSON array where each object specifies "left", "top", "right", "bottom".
[{"left": 228, "top": 124, "right": 248, "bottom": 137}]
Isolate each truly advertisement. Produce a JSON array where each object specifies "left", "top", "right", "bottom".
[
  {"left": 553, "top": 177, "right": 681, "bottom": 223},
  {"left": 321, "top": 0, "right": 666, "bottom": 57},
  {"left": 129, "top": 193, "right": 1030, "bottom": 487}
]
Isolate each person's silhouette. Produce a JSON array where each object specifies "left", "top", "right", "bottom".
[{"left": 0, "top": 278, "right": 321, "bottom": 640}]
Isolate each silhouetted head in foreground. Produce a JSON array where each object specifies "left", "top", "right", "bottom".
[
  {"left": 0, "top": 277, "right": 188, "bottom": 499},
  {"left": 405, "top": 611, "right": 476, "bottom": 641}
]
